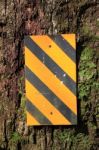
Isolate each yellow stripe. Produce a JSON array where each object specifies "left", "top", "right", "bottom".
[
  {"left": 61, "top": 34, "right": 76, "bottom": 49},
  {"left": 27, "top": 111, "right": 40, "bottom": 125},
  {"left": 26, "top": 80, "right": 71, "bottom": 125},
  {"left": 30, "top": 35, "right": 76, "bottom": 82},
  {"left": 25, "top": 47, "right": 77, "bottom": 115}
]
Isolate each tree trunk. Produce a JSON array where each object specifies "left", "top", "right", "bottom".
[{"left": 0, "top": 0, "right": 99, "bottom": 150}]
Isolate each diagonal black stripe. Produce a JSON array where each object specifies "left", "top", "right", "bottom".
[
  {"left": 26, "top": 66, "right": 77, "bottom": 124},
  {"left": 26, "top": 99, "right": 52, "bottom": 125},
  {"left": 49, "top": 35, "right": 76, "bottom": 62},
  {"left": 25, "top": 36, "right": 76, "bottom": 96}
]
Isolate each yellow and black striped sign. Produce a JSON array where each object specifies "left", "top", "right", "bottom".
[{"left": 25, "top": 34, "right": 77, "bottom": 125}]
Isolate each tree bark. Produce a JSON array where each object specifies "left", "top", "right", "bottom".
[{"left": 0, "top": 0, "right": 99, "bottom": 150}]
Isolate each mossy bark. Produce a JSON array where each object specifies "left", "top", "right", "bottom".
[{"left": 0, "top": 0, "right": 99, "bottom": 150}]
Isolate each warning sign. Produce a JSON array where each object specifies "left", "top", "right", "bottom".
[{"left": 25, "top": 34, "right": 77, "bottom": 125}]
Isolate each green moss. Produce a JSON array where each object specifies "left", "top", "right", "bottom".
[
  {"left": 78, "top": 46, "right": 98, "bottom": 123},
  {"left": 78, "top": 47, "right": 96, "bottom": 100},
  {"left": 72, "top": 133, "right": 92, "bottom": 150},
  {"left": 18, "top": 76, "right": 26, "bottom": 120},
  {"left": 96, "top": 19, "right": 99, "bottom": 27},
  {"left": 10, "top": 132, "right": 21, "bottom": 143},
  {"left": 20, "top": 95, "right": 26, "bottom": 109},
  {"left": 53, "top": 129, "right": 75, "bottom": 149},
  {"left": 82, "top": 25, "right": 90, "bottom": 35},
  {"left": 82, "top": 24, "right": 92, "bottom": 37},
  {"left": 18, "top": 76, "right": 24, "bottom": 95},
  {"left": 20, "top": 95, "right": 26, "bottom": 121},
  {"left": 57, "top": 130, "right": 74, "bottom": 142},
  {"left": 53, "top": 129, "right": 93, "bottom": 150}
]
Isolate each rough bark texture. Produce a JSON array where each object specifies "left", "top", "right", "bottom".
[{"left": 0, "top": 0, "right": 99, "bottom": 150}]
